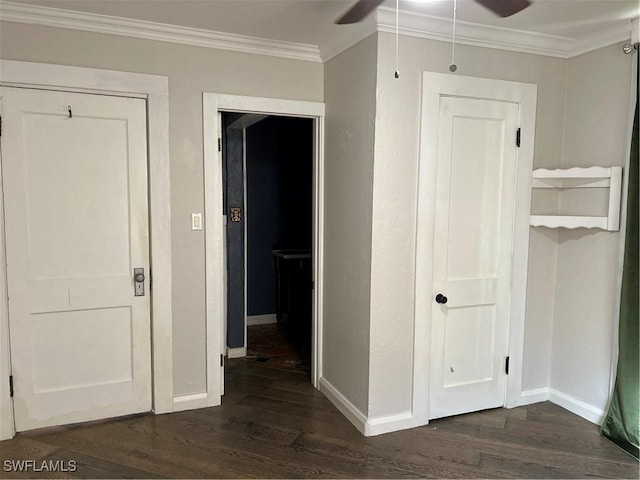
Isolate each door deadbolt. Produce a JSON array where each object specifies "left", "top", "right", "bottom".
[{"left": 134, "top": 268, "right": 145, "bottom": 296}]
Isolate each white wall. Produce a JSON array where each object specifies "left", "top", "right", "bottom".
[
  {"left": 369, "top": 34, "right": 634, "bottom": 424},
  {"left": 0, "top": 20, "right": 323, "bottom": 398},
  {"left": 322, "top": 35, "right": 378, "bottom": 416},
  {"left": 368, "top": 32, "right": 567, "bottom": 418},
  {"left": 0, "top": 17, "right": 633, "bottom": 433},
  {"left": 551, "top": 44, "right": 634, "bottom": 416}
]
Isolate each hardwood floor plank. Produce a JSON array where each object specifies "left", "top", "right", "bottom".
[
  {"left": 524, "top": 402, "right": 598, "bottom": 431},
  {"left": 478, "top": 452, "right": 583, "bottom": 479},
  {"left": 166, "top": 409, "right": 303, "bottom": 447},
  {"left": 0, "top": 436, "right": 59, "bottom": 461},
  {"left": 409, "top": 422, "right": 637, "bottom": 478},
  {"left": 204, "top": 402, "right": 365, "bottom": 442},
  {"left": 113, "top": 414, "right": 352, "bottom": 478},
  {"left": 32, "top": 425, "right": 231, "bottom": 479},
  {"left": 0, "top": 355, "right": 636, "bottom": 479},
  {"left": 230, "top": 385, "right": 337, "bottom": 412},
  {"left": 478, "top": 415, "right": 634, "bottom": 462},
  {"left": 42, "top": 450, "right": 160, "bottom": 479},
  {"left": 292, "top": 431, "right": 493, "bottom": 479},
  {"left": 236, "top": 394, "right": 351, "bottom": 426},
  {"left": 109, "top": 415, "right": 347, "bottom": 478}
]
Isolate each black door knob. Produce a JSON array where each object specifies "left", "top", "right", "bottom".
[{"left": 435, "top": 293, "right": 448, "bottom": 304}]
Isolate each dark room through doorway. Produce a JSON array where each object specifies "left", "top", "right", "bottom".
[{"left": 222, "top": 112, "right": 314, "bottom": 381}]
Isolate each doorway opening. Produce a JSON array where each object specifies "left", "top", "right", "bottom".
[{"left": 222, "top": 113, "right": 315, "bottom": 382}]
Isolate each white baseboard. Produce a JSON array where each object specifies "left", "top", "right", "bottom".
[
  {"left": 518, "top": 387, "right": 605, "bottom": 425},
  {"left": 172, "top": 392, "right": 208, "bottom": 413},
  {"left": 519, "top": 387, "right": 550, "bottom": 406},
  {"left": 318, "top": 377, "right": 366, "bottom": 435},
  {"left": 226, "top": 346, "right": 247, "bottom": 358},
  {"left": 548, "top": 388, "right": 606, "bottom": 426},
  {"left": 318, "top": 381, "right": 606, "bottom": 437},
  {"left": 365, "top": 411, "right": 427, "bottom": 436},
  {"left": 318, "top": 377, "right": 427, "bottom": 437},
  {"left": 247, "top": 314, "right": 277, "bottom": 326}
]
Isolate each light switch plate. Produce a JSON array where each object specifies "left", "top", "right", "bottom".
[{"left": 191, "top": 213, "right": 203, "bottom": 230}]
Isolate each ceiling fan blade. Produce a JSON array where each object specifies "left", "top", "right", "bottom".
[
  {"left": 474, "top": 0, "right": 531, "bottom": 17},
  {"left": 336, "top": 0, "right": 386, "bottom": 24}
]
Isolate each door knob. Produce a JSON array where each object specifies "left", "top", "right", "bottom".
[
  {"left": 134, "top": 268, "right": 146, "bottom": 296},
  {"left": 435, "top": 293, "right": 448, "bottom": 304}
]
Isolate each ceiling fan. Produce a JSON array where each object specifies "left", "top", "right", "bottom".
[{"left": 336, "top": 0, "right": 531, "bottom": 24}]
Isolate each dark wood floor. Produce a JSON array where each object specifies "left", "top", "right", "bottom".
[
  {"left": 0, "top": 358, "right": 637, "bottom": 479},
  {"left": 245, "top": 323, "right": 311, "bottom": 373}
]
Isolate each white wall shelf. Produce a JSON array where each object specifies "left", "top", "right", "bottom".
[{"left": 530, "top": 166, "right": 623, "bottom": 231}]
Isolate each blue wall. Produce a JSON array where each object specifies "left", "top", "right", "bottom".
[
  {"left": 222, "top": 123, "right": 246, "bottom": 348},
  {"left": 246, "top": 116, "right": 313, "bottom": 316}
]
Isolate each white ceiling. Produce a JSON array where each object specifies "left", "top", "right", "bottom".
[{"left": 6, "top": 0, "right": 638, "bottom": 47}]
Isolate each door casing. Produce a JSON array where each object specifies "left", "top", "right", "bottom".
[
  {"left": 0, "top": 60, "right": 172, "bottom": 440},
  {"left": 414, "top": 72, "right": 537, "bottom": 423},
  {"left": 203, "top": 94, "right": 325, "bottom": 400}
]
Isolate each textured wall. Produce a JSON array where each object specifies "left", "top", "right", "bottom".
[
  {"left": 369, "top": 32, "right": 567, "bottom": 417},
  {"left": 322, "top": 34, "right": 378, "bottom": 415},
  {"left": 0, "top": 20, "right": 323, "bottom": 397},
  {"left": 552, "top": 44, "right": 633, "bottom": 413}
]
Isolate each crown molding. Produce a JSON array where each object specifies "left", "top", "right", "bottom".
[
  {"left": 319, "top": 16, "right": 377, "bottom": 62},
  {"left": 377, "top": 7, "right": 571, "bottom": 57},
  {"left": 376, "top": 7, "right": 634, "bottom": 59},
  {"left": 0, "top": 1, "right": 634, "bottom": 64},
  {"left": 0, "top": 1, "right": 322, "bottom": 63},
  {"left": 568, "top": 20, "right": 635, "bottom": 58}
]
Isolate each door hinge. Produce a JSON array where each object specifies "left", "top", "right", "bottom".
[
  {"left": 516, "top": 128, "right": 521, "bottom": 147},
  {"left": 505, "top": 356, "right": 510, "bottom": 375},
  {"left": 311, "top": 280, "right": 315, "bottom": 290},
  {"left": 149, "top": 268, "right": 152, "bottom": 290},
  {"left": 218, "top": 137, "right": 222, "bottom": 152},
  {"left": 9, "top": 375, "right": 13, "bottom": 397},
  {"left": 220, "top": 354, "right": 224, "bottom": 367},
  {"left": 0, "top": 115, "right": 3, "bottom": 137}
]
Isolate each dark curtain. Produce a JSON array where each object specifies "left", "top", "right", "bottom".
[{"left": 601, "top": 56, "right": 639, "bottom": 460}]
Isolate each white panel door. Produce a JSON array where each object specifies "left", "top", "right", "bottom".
[
  {"left": 0, "top": 87, "right": 151, "bottom": 431},
  {"left": 429, "top": 96, "right": 519, "bottom": 420}
]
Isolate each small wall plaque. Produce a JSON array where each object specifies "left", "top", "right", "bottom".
[{"left": 230, "top": 207, "right": 242, "bottom": 223}]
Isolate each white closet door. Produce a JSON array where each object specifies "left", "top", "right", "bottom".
[
  {"left": 1, "top": 87, "right": 151, "bottom": 431},
  {"left": 429, "top": 96, "right": 519, "bottom": 419}
]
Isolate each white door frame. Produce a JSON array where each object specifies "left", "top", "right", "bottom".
[
  {"left": 413, "top": 72, "right": 537, "bottom": 422},
  {"left": 203, "top": 94, "right": 325, "bottom": 396},
  {"left": 0, "top": 60, "right": 173, "bottom": 440}
]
